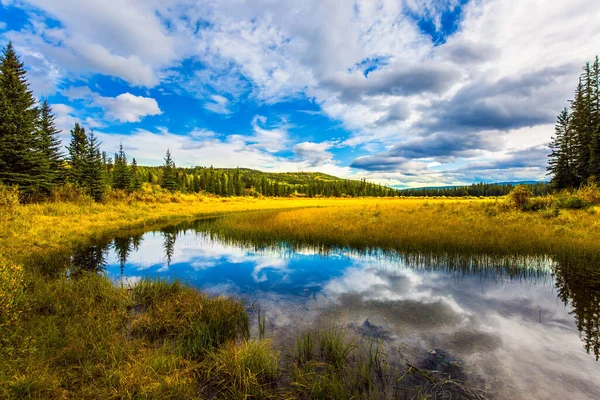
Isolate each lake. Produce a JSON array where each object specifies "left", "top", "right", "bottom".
[{"left": 70, "top": 218, "right": 600, "bottom": 400}]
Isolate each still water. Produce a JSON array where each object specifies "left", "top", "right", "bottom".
[{"left": 72, "top": 220, "right": 600, "bottom": 400}]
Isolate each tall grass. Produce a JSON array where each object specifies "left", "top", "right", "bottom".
[{"left": 206, "top": 199, "right": 600, "bottom": 265}]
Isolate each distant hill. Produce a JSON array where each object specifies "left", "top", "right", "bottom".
[{"left": 135, "top": 166, "right": 398, "bottom": 197}]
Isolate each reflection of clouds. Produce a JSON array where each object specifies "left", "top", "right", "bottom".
[
  {"left": 106, "top": 232, "right": 291, "bottom": 283},
  {"left": 101, "top": 228, "right": 600, "bottom": 399},
  {"left": 251, "top": 259, "right": 290, "bottom": 283}
]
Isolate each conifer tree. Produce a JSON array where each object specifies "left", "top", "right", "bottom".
[
  {"left": 38, "top": 99, "right": 63, "bottom": 184},
  {"left": 161, "top": 149, "right": 177, "bottom": 192},
  {"left": 570, "top": 79, "right": 591, "bottom": 185},
  {"left": 67, "top": 123, "right": 88, "bottom": 186},
  {"left": 0, "top": 42, "right": 48, "bottom": 193},
  {"left": 113, "top": 143, "right": 132, "bottom": 190},
  {"left": 548, "top": 108, "right": 574, "bottom": 189},
  {"left": 590, "top": 57, "right": 600, "bottom": 178},
  {"left": 131, "top": 158, "right": 142, "bottom": 191},
  {"left": 84, "top": 130, "right": 105, "bottom": 202}
]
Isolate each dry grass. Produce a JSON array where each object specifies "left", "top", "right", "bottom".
[
  {"left": 1, "top": 191, "right": 596, "bottom": 398},
  {"left": 207, "top": 199, "right": 600, "bottom": 264}
]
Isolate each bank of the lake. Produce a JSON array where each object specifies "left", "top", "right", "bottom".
[{"left": 1, "top": 195, "right": 599, "bottom": 399}]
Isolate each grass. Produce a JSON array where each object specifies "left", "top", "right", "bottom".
[
  {"left": 1, "top": 189, "right": 597, "bottom": 398},
  {"left": 205, "top": 199, "right": 600, "bottom": 266}
]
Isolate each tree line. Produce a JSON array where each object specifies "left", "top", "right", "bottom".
[
  {"left": 398, "top": 182, "right": 551, "bottom": 197},
  {"left": 0, "top": 42, "right": 397, "bottom": 201},
  {"left": 548, "top": 56, "right": 600, "bottom": 189}
]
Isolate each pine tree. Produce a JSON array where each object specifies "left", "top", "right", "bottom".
[
  {"left": 590, "top": 57, "right": 600, "bottom": 178},
  {"left": 38, "top": 99, "right": 64, "bottom": 184},
  {"left": 570, "top": 78, "right": 591, "bottom": 186},
  {"left": 0, "top": 42, "right": 48, "bottom": 193},
  {"left": 67, "top": 123, "right": 88, "bottom": 186},
  {"left": 548, "top": 109, "right": 574, "bottom": 190},
  {"left": 84, "top": 130, "right": 105, "bottom": 202},
  {"left": 161, "top": 149, "right": 177, "bottom": 192},
  {"left": 113, "top": 143, "right": 132, "bottom": 190},
  {"left": 131, "top": 158, "right": 142, "bottom": 191}
]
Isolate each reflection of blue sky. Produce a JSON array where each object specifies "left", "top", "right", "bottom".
[{"left": 103, "top": 229, "right": 600, "bottom": 400}]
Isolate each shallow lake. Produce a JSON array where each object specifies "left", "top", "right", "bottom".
[{"left": 70, "top": 218, "right": 600, "bottom": 400}]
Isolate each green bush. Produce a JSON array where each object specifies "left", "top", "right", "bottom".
[{"left": 557, "top": 194, "right": 589, "bottom": 210}]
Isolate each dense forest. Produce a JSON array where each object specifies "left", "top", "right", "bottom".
[
  {"left": 398, "top": 182, "right": 551, "bottom": 197},
  {"left": 548, "top": 56, "right": 600, "bottom": 189}
]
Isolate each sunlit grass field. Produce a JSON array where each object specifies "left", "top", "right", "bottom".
[{"left": 1, "top": 192, "right": 598, "bottom": 398}]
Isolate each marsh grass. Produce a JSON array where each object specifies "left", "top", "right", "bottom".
[
  {"left": 1, "top": 194, "right": 595, "bottom": 398},
  {"left": 206, "top": 200, "right": 600, "bottom": 266}
]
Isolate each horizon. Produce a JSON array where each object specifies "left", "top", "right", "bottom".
[{"left": 1, "top": 0, "right": 598, "bottom": 189}]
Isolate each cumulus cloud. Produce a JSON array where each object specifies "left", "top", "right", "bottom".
[
  {"left": 94, "top": 93, "right": 162, "bottom": 123},
  {"left": 294, "top": 141, "right": 334, "bottom": 167},
  {"left": 4, "top": 0, "right": 600, "bottom": 186}
]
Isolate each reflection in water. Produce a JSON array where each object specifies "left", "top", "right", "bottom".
[{"left": 69, "top": 220, "right": 600, "bottom": 399}]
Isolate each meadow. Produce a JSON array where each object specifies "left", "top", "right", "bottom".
[{"left": 1, "top": 185, "right": 599, "bottom": 399}]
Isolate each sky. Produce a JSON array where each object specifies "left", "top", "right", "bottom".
[{"left": 0, "top": 0, "right": 599, "bottom": 188}]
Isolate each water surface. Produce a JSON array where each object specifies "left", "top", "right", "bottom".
[{"left": 71, "top": 219, "right": 600, "bottom": 400}]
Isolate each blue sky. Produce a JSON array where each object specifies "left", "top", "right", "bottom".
[{"left": 0, "top": 0, "right": 598, "bottom": 188}]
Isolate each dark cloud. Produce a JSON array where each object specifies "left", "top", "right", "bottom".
[
  {"left": 456, "top": 145, "right": 549, "bottom": 172},
  {"left": 421, "top": 64, "right": 577, "bottom": 132},
  {"left": 323, "top": 62, "right": 462, "bottom": 102},
  {"left": 351, "top": 155, "right": 423, "bottom": 172},
  {"left": 375, "top": 100, "right": 411, "bottom": 126},
  {"left": 441, "top": 40, "right": 501, "bottom": 64},
  {"left": 350, "top": 131, "right": 504, "bottom": 172}
]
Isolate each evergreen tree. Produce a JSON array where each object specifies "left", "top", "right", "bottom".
[
  {"left": 113, "top": 143, "right": 132, "bottom": 190},
  {"left": 570, "top": 79, "right": 591, "bottom": 185},
  {"left": 38, "top": 99, "right": 64, "bottom": 185},
  {"left": 131, "top": 158, "right": 142, "bottom": 191},
  {"left": 67, "top": 123, "right": 88, "bottom": 186},
  {"left": 548, "top": 108, "right": 574, "bottom": 189},
  {"left": 590, "top": 57, "right": 600, "bottom": 178},
  {"left": 84, "top": 130, "right": 105, "bottom": 202},
  {"left": 161, "top": 149, "right": 177, "bottom": 192},
  {"left": 0, "top": 42, "right": 48, "bottom": 193}
]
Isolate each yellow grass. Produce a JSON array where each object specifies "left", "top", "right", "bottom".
[{"left": 1, "top": 193, "right": 598, "bottom": 398}]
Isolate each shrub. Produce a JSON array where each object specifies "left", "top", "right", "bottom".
[
  {"left": 577, "top": 181, "right": 600, "bottom": 204},
  {"left": 556, "top": 194, "right": 589, "bottom": 210},
  {"left": 522, "top": 196, "right": 554, "bottom": 211},
  {"left": 50, "top": 182, "right": 93, "bottom": 204},
  {"left": 507, "top": 185, "right": 533, "bottom": 210}
]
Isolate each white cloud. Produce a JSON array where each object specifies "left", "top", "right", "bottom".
[
  {"left": 95, "top": 93, "right": 162, "bottom": 123},
  {"left": 293, "top": 141, "right": 334, "bottom": 167},
  {"left": 204, "top": 94, "right": 231, "bottom": 115}
]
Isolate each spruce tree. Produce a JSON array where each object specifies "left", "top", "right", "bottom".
[
  {"left": 112, "top": 143, "right": 132, "bottom": 190},
  {"left": 0, "top": 42, "right": 47, "bottom": 193},
  {"left": 548, "top": 109, "right": 576, "bottom": 190},
  {"left": 161, "top": 149, "right": 177, "bottom": 192},
  {"left": 84, "top": 130, "right": 105, "bottom": 202},
  {"left": 38, "top": 99, "right": 63, "bottom": 184},
  {"left": 570, "top": 79, "right": 591, "bottom": 186},
  {"left": 131, "top": 158, "right": 141, "bottom": 191},
  {"left": 590, "top": 57, "right": 600, "bottom": 178},
  {"left": 67, "top": 123, "right": 88, "bottom": 186}
]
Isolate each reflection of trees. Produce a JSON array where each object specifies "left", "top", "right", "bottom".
[
  {"left": 554, "top": 258, "right": 600, "bottom": 360},
  {"left": 113, "top": 237, "right": 133, "bottom": 276},
  {"left": 70, "top": 242, "right": 110, "bottom": 276},
  {"left": 160, "top": 227, "right": 178, "bottom": 268}
]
